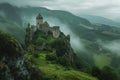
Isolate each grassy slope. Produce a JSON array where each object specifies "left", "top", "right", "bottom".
[
  {"left": 25, "top": 51, "right": 98, "bottom": 80},
  {"left": 93, "top": 54, "right": 112, "bottom": 69}
]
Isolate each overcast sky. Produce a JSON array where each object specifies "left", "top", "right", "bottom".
[{"left": 0, "top": 0, "right": 120, "bottom": 20}]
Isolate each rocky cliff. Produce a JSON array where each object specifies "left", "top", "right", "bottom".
[
  {"left": 0, "top": 31, "right": 41, "bottom": 80},
  {"left": 26, "top": 30, "right": 76, "bottom": 67},
  {"left": 0, "top": 14, "right": 98, "bottom": 80},
  {"left": 24, "top": 16, "right": 98, "bottom": 80},
  {"left": 25, "top": 14, "right": 76, "bottom": 67}
]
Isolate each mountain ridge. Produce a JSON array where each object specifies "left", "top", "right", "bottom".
[{"left": 80, "top": 15, "right": 120, "bottom": 27}]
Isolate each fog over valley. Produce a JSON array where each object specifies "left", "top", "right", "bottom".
[{"left": 0, "top": 1, "right": 120, "bottom": 80}]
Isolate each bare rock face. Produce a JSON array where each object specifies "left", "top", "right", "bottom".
[{"left": 0, "top": 31, "right": 41, "bottom": 80}]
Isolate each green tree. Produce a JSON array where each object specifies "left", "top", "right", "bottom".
[
  {"left": 0, "top": 30, "right": 20, "bottom": 57},
  {"left": 101, "top": 66, "right": 119, "bottom": 80},
  {"left": 46, "top": 53, "right": 57, "bottom": 61},
  {"left": 91, "top": 66, "right": 102, "bottom": 79},
  {"left": 57, "top": 55, "right": 70, "bottom": 67}
]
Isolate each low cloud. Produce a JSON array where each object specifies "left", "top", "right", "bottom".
[
  {"left": 0, "top": 0, "right": 120, "bottom": 19},
  {"left": 98, "top": 40, "right": 120, "bottom": 56},
  {"left": 21, "top": 15, "right": 85, "bottom": 52},
  {"left": 44, "top": 17, "right": 85, "bottom": 52},
  {"left": 0, "top": 11, "right": 6, "bottom": 18}
]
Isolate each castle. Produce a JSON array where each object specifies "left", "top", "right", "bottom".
[{"left": 26, "top": 13, "right": 61, "bottom": 41}]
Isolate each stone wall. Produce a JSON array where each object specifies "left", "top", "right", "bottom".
[
  {"left": 52, "top": 26, "right": 60, "bottom": 38},
  {"left": 26, "top": 14, "right": 61, "bottom": 40}
]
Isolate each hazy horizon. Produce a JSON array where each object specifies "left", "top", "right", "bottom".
[{"left": 0, "top": 0, "right": 120, "bottom": 21}]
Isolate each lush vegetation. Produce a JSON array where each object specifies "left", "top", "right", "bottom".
[
  {"left": 26, "top": 29, "right": 120, "bottom": 80},
  {"left": 31, "top": 30, "right": 75, "bottom": 67},
  {"left": 91, "top": 66, "right": 120, "bottom": 80},
  {"left": 0, "top": 3, "right": 120, "bottom": 80},
  {"left": 25, "top": 51, "right": 98, "bottom": 80},
  {"left": 0, "top": 30, "right": 21, "bottom": 57}
]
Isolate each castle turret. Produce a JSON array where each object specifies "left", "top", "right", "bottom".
[{"left": 36, "top": 13, "right": 43, "bottom": 26}]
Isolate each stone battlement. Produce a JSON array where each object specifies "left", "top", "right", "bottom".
[{"left": 26, "top": 13, "right": 61, "bottom": 41}]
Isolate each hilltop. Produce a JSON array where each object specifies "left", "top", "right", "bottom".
[
  {"left": 24, "top": 14, "right": 98, "bottom": 80},
  {"left": 25, "top": 13, "right": 76, "bottom": 67},
  {"left": 0, "top": 13, "right": 98, "bottom": 80}
]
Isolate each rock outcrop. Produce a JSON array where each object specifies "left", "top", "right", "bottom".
[
  {"left": 0, "top": 31, "right": 41, "bottom": 80},
  {"left": 25, "top": 14, "right": 76, "bottom": 67}
]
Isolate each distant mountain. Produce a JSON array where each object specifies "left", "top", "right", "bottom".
[
  {"left": 0, "top": 4, "right": 119, "bottom": 50},
  {"left": 19, "top": 6, "right": 120, "bottom": 70},
  {"left": 1, "top": 3, "right": 120, "bottom": 53},
  {"left": 0, "top": 3, "right": 120, "bottom": 42},
  {"left": 0, "top": 3, "right": 22, "bottom": 26},
  {"left": 0, "top": 15, "right": 25, "bottom": 43},
  {"left": 18, "top": 7, "right": 120, "bottom": 41},
  {"left": 113, "top": 18, "right": 120, "bottom": 23},
  {"left": 20, "top": 7, "right": 91, "bottom": 28},
  {"left": 0, "top": 18, "right": 98, "bottom": 80},
  {"left": 80, "top": 15, "right": 120, "bottom": 27}
]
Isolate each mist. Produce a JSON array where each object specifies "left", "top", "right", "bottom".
[
  {"left": 0, "top": 11, "right": 5, "bottom": 18},
  {"left": 22, "top": 15, "right": 36, "bottom": 27},
  {"left": 1, "top": 0, "right": 120, "bottom": 20},
  {"left": 98, "top": 40, "right": 120, "bottom": 56},
  {"left": 103, "top": 41, "right": 120, "bottom": 55},
  {"left": 21, "top": 14, "right": 85, "bottom": 52},
  {"left": 43, "top": 17, "right": 86, "bottom": 52}
]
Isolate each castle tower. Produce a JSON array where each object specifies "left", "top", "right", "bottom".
[{"left": 36, "top": 13, "right": 43, "bottom": 26}]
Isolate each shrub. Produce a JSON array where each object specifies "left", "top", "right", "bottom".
[
  {"left": 0, "top": 30, "right": 21, "bottom": 57},
  {"left": 91, "top": 66, "right": 120, "bottom": 80},
  {"left": 46, "top": 53, "right": 57, "bottom": 61},
  {"left": 91, "top": 66, "right": 102, "bottom": 79},
  {"left": 101, "top": 66, "right": 119, "bottom": 80},
  {"left": 35, "top": 37, "right": 46, "bottom": 46},
  {"left": 57, "top": 55, "right": 71, "bottom": 67}
]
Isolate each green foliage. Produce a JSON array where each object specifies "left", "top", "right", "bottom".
[
  {"left": 75, "top": 58, "right": 91, "bottom": 73},
  {"left": 101, "top": 66, "right": 119, "bottom": 80},
  {"left": 0, "top": 30, "right": 20, "bottom": 57},
  {"left": 91, "top": 66, "right": 102, "bottom": 79},
  {"left": 29, "top": 29, "right": 78, "bottom": 68},
  {"left": 50, "top": 38, "right": 68, "bottom": 56},
  {"left": 111, "top": 54, "right": 120, "bottom": 71},
  {"left": 36, "top": 37, "right": 46, "bottom": 45},
  {"left": 25, "top": 51, "right": 98, "bottom": 80},
  {"left": 93, "top": 54, "right": 112, "bottom": 68},
  {"left": 33, "top": 30, "right": 54, "bottom": 48},
  {"left": 91, "top": 66, "right": 120, "bottom": 80},
  {"left": 57, "top": 55, "right": 71, "bottom": 67},
  {"left": 46, "top": 53, "right": 57, "bottom": 61},
  {"left": 30, "top": 68, "right": 44, "bottom": 80},
  {"left": 32, "top": 33, "right": 75, "bottom": 68},
  {"left": 46, "top": 53, "right": 72, "bottom": 67}
]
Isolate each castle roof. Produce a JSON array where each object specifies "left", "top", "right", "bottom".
[{"left": 36, "top": 13, "right": 43, "bottom": 19}]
